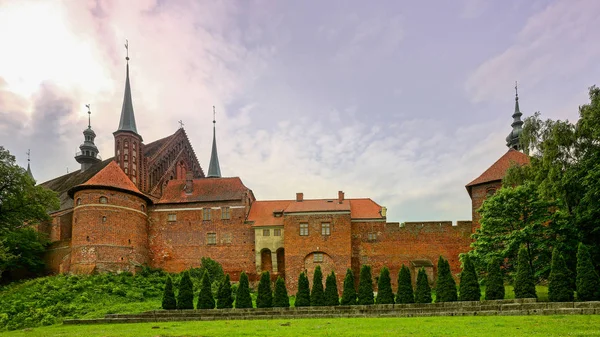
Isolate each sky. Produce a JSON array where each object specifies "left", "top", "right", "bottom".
[{"left": 0, "top": 0, "right": 598, "bottom": 223}]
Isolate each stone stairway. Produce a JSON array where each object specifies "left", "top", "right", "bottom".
[{"left": 63, "top": 299, "right": 600, "bottom": 325}]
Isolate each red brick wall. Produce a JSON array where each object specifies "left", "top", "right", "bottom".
[
  {"left": 70, "top": 188, "right": 148, "bottom": 274},
  {"left": 283, "top": 213, "right": 352, "bottom": 293},
  {"left": 470, "top": 181, "right": 502, "bottom": 230},
  {"left": 44, "top": 240, "right": 71, "bottom": 274}
]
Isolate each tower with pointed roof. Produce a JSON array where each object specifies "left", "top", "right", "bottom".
[
  {"left": 506, "top": 82, "right": 524, "bottom": 151},
  {"left": 114, "top": 40, "right": 145, "bottom": 189},
  {"left": 26, "top": 149, "right": 35, "bottom": 182},
  {"left": 75, "top": 105, "right": 102, "bottom": 172},
  {"left": 207, "top": 106, "right": 222, "bottom": 178}
]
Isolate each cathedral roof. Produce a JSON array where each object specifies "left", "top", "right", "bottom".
[
  {"left": 68, "top": 161, "right": 150, "bottom": 201},
  {"left": 157, "top": 177, "right": 250, "bottom": 204},
  {"left": 465, "top": 148, "right": 529, "bottom": 194}
]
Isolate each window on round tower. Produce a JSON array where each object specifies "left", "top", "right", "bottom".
[
  {"left": 76, "top": 198, "right": 82, "bottom": 206},
  {"left": 99, "top": 196, "right": 108, "bottom": 204}
]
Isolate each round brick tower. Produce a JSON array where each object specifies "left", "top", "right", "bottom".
[{"left": 68, "top": 161, "right": 151, "bottom": 274}]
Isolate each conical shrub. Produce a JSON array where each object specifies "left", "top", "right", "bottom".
[
  {"left": 273, "top": 276, "right": 290, "bottom": 307},
  {"left": 396, "top": 265, "right": 414, "bottom": 304},
  {"left": 514, "top": 247, "right": 537, "bottom": 299},
  {"left": 340, "top": 268, "right": 357, "bottom": 305},
  {"left": 458, "top": 255, "right": 480, "bottom": 301},
  {"left": 177, "top": 271, "right": 194, "bottom": 309},
  {"left": 162, "top": 275, "right": 177, "bottom": 310},
  {"left": 548, "top": 248, "right": 574, "bottom": 302},
  {"left": 197, "top": 271, "right": 215, "bottom": 309},
  {"left": 357, "top": 265, "right": 374, "bottom": 305},
  {"left": 414, "top": 268, "right": 432, "bottom": 304},
  {"left": 376, "top": 267, "right": 394, "bottom": 304},
  {"left": 256, "top": 271, "right": 273, "bottom": 308},
  {"left": 310, "top": 266, "right": 326, "bottom": 306},
  {"left": 235, "top": 271, "right": 253, "bottom": 308},
  {"left": 216, "top": 274, "right": 233, "bottom": 309},
  {"left": 485, "top": 258, "right": 505, "bottom": 300},
  {"left": 324, "top": 271, "right": 339, "bottom": 306},
  {"left": 435, "top": 256, "right": 457, "bottom": 302},
  {"left": 295, "top": 272, "right": 311, "bottom": 307},
  {"left": 576, "top": 243, "right": 600, "bottom": 301}
]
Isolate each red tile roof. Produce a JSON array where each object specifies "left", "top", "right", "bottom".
[
  {"left": 349, "top": 198, "right": 384, "bottom": 219},
  {"left": 68, "top": 161, "right": 148, "bottom": 201},
  {"left": 157, "top": 177, "right": 250, "bottom": 204},
  {"left": 247, "top": 200, "right": 292, "bottom": 226},
  {"left": 466, "top": 149, "right": 530, "bottom": 191},
  {"left": 285, "top": 199, "right": 351, "bottom": 213}
]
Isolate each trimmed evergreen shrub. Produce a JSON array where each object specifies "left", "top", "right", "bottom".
[
  {"left": 357, "top": 265, "right": 374, "bottom": 305},
  {"left": 340, "top": 268, "right": 357, "bottom": 305},
  {"left": 295, "top": 272, "right": 311, "bottom": 307},
  {"left": 435, "top": 256, "right": 457, "bottom": 302},
  {"left": 324, "top": 271, "right": 339, "bottom": 306},
  {"left": 177, "top": 271, "right": 194, "bottom": 309},
  {"left": 396, "top": 264, "right": 414, "bottom": 304},
  {"left": 256, "top": 271, "right": 273, "bottom": 308},
  {"left": 197, "top": 271, "right": 215, "bottom": 309},
  {"left": 514, "top": 247, "right": 537, "bottom": 299},
  {"left": 161, "top": 275, "right": 177, "bottom": 310},
  {"left": 548, "top": 248, "right": 574, "bottom": 302},
  {"left": 273, "top": 276, "right": 290, "bottom": 307},
  {"left": 235, "top": 271, "right": 253, "bottom": 308},
  {"left": 485, "top": 258, "right": 505, "bottom": 300},
  {"left": 376, "top": 267, "right": 394, "bottom": 304},
  {"left": 310, "top": 266, "right": 326, "bottom": 306},
  {"left": 458, "top": 255, "right": 480, "bottom": 301},
  {"left": 576, "top": 243, "right": 600, "bottom": 301},
  {"left": 414, "top": 268, "right": 432, "bottom": 303},
  {"left": 216, "top": 274, "right": 233, "bottom": 309}
]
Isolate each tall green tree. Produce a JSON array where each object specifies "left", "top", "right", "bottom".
[
  {"left": 576, "top": 243, "right": 600, "bottom": 301},
  {"left": 216, "top": 274, "right": 233, "bottom": 309},
  {"left": 324, "top": 271, "right": 339, "bottom": 306},
  {"left": 310, "top": 266, "right": 326, "bottom": 306},
  {"left": 235, "top": 271, "right": 252, "bottom": 309},
  {"left": 396, "top": 265, "right": 414, "bottom": 304},
  {"left": 177, "top": 271, "right": 194, "bottom": 309},
  {"left": 435, "top": 257, "right": 457, "bottom": 302},
  {"left": 548, "top": 248, "right": 574, "bottom": 302},
  {"left": 256, "top": 271, "right": 273, "bottom": 308},
  {"left": 161, "top": 275, "right": 177, "bottom": 310},
  {"left": 197, "top": 271, "right": 215, "bottom": 309},
  {"left": 484, "top": 258, "right": 505, "bottom": 300},
  {"left": 376, "top": 267, "right": 394, "bottom": 304},
  {"left": 295, "top": 272, "right": 311, "bottom": 307},
  {"left": 357, "top": 265, "right": 374, "bottom": 305},
  {"left": 340, "top": 268, "right": 357, "bottom": 305},
  {"left": 414, "top": 268, "right": 432, "bottom": 304},
  {"left": 273, "top": 276, "right": 290, "bottom": 307},
  {"left": 458, "top": 255, "right": 480, "bottom": 301},
  {"left": 514, "top": 247, "right": 537, "bottom": 299}
]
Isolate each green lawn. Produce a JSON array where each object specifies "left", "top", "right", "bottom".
[{"left": 1, "top": 315, "right": 599, "bottom": 337}]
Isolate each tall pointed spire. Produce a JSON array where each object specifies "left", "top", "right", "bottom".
[
  {"left": 116, "top": 39, "right": 140, "bottom": 137},
  {"left": 76, "top": 104, "right": 101, "bottom": 172},
  {"left": 26, "top": 149, "right": 34, "bottom": 181},
  {"left": 207, "top": 106, "right": 222, "bottom": 178},
  {"left": 506, "top": 81, "right": 524, "bottom": 151}
]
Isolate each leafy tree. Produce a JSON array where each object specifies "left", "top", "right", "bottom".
[
  {"left": 177, "top": 271, "right": 194, "bottom": 309},
  {"left": 548, "top": 248, "right": 574, "bottom": 302},
  {"left": 396, "top": 265, "right": 414, "bottom": 304},
  {"left": 458, "top": 255, "right": 480, "bottom": 301},
  {"left": 216, "top": 274, "right": 233, "bottom": 309},
  {"left": 189, "top": 257, "right": 225, "bottom": 287},
  {"left": 576, "top": 243, "right": 600, "bottom": 301},
  {"left": 295, "top": 272, "right": 311, "bottom": 307},
  {"left": 310, "top": 266, "right": 326, "bottom": 306},
  {"left": 340, "top": 268, "right": 357, "bottom": 305},
  {"left": 197, "top": 271, "right": 215, "bottom": 309},
  {"left": 414, "top": 268, "right": 432, "bottom": 304},
  {"left": 256, "top": 271, "right": 273, "bottom": 308},
  {"left": 324, "top": 271, "right": 339, "bottom": 306},
  {"left": 514, "top": 247, "right": 537, "bottom": 299},
  {"left": 161, "top": 275, "right": 177, "bottom": 310},
  {"left": 376, "top": 267, "right": 394, "bottom": 304},
  {"left": 235, "top": 271, "right": 252, "bottom": 308},
  {"left": 0, "top": 227, "right": 47, "bottom": 278},
  {"left": 484, "top": 258, "right": 505, "bottom": 300},
  {"left": 435, "top": 257, "right": 457, "bottom": 302},
  {"left": 357, "top": 265, "right": 374, "bottom": 305},
  {"left": 273, "top": 276, "right": 290, "bottom": 307}
]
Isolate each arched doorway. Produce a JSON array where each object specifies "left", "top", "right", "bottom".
[
  {"left": 260, "top": 248, "right": 273, "bottom": 273},
  {"left": 276, "top": 248, "right": 285, "bottom": 277}
]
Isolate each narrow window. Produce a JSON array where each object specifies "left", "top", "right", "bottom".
[
  {"left": 321, "top": 223, "right": 331, "bottom": 236},
  {"left": 76, "top": 198, "right": 82, "bottom": 206},
  {"left": 263, "top": 229, "right": 270, "bottom": 236},
  {"left": 314, "top": 253, "right": 324, "bottom": 263},
  {"left": 274, "top": 229, "right": 282, "bottom": 236},
  {"left": 368, "top": 232, "right": 377, "bottom": 241},
  {"left": 203, "top": 208, "right": 211, "bottom": 221},
  {"left": 300, "top": 223, "right": 308, "bottom": 236},
  {"left": 141, "top": 204, "right": 145, "bottom": 212},
  {"left": 99, "top": 196, "right": 108, "bottom": 204},
  {"left": 167, "top": 213, "right": 177, "bottom": 222},
  {"left": 221, "top": 207, "right": 231, "bottom": 220},
  {"left": 207, "top": 233, "right": 217, "bottom": 245},
  {"left": 102, "top": 216, "right": 107, "bottom": 223}
]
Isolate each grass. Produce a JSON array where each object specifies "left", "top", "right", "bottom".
[{"left": 1, "top": 315, "right": 599, "bottom": 337}]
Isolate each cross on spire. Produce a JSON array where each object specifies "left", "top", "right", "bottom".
[
  {"left": 213, "top": 105, "right": 216, "bottom": 124},
  {"left": 86, "top": 104, "right": 91, "bottom": 128},
  {"left": 515, "top": 81, "right": 518, "bottom": 98},
  {"left": 26, "top": 149, "right": 30, "bottom": 163},
  {"left": 178, "top": 120, "right": 184, "bottom": 129},
  {"left": 125, "top": 39, "right": 129, "bottom": 62}
]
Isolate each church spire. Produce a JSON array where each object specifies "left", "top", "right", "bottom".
[
  {"left": 26, "top": 149, "right": 34, "bottom": 181},
  {"left": 76, "top": 104, "right": 101, "bottom": 172},
  {"left": 207, "top": 106, "right": 222, "bottom": 178},
  {"left": 506, "top": 81, "right": 524, "bottom": 151},
  {"left": 116, "top": 39, "right": 140, "bottom": 138}
]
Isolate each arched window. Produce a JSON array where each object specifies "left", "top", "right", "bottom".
[
  {"left": 141, "top": 204, "right": 145, "bottom": 212},
  {"left": 486, "top": 188, "right": 497, "bottom": 197},
  {"left": 76, "top": 198, "right": 82, "bottom": 206},
  {"left": 99, "top": 196, "right": 108, "bottom": 204}
]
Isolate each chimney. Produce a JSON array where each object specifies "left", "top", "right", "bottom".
[
  {"left": 185, "top": 172, "right": 193, "bottom": 194},
  {"left": 296, "top": 192, "right": 303, "bottom": 202},
  {"left": 338, "top": 190, "right": 344, "bottom": 204}
]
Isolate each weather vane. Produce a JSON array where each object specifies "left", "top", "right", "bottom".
[
  {"left": 26, "top": 149, "right": 30, "bottom": 163},
  {"left": 515, "top": 81, "right": 518, "bottom": 97},
  {"left": 125, "top": 39, "right": 129, "bottom": 61},
  {"left": 213, "top": 106, "right": 216, "bottom": 124},
  {"left": 85, "top": 104, "right": 91, "bottom": 128},
  {"left": 178, "top": 120, "right": 184, "bottom": 129}
]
